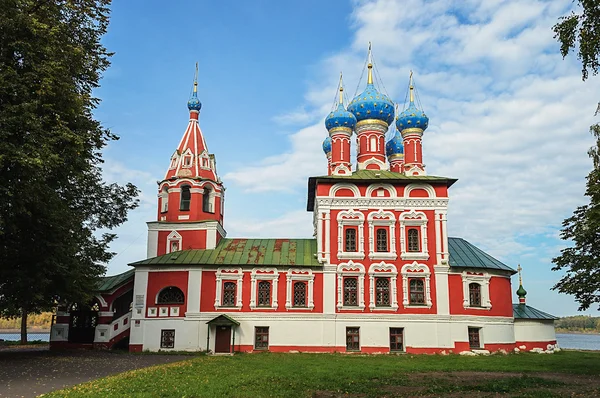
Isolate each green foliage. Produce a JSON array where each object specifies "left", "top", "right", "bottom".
[
  {"left": 0, "top": 0, "right": 139, "bottom": 342},
  {"left": 555, "top": 315, "right": 600, "bottom": 332},
  {"left": 45, "top": 351, "right": 600, "bottom": 397}
]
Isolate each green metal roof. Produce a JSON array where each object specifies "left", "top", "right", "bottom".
[
  {"left": 448, "top": 237, "right": 516, "bottom": 274},
  {"left": 307, "top": 171, "right": 458, "bottom": 210},
  {"left": 97, "top": 269, "right": 135, "bottom": 292},
  {"left": 130, "top": 238, "right": 320, "bottom": 267},
  {"left": 513, "top": 304, "right": 558, "bottom": 320},
  {"left": 206, "top": 314, "right": 240, "bottom": 326}
]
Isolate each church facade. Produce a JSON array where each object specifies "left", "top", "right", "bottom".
[{"left": 50, "top": 52, "right": 557, "bottom": 354}]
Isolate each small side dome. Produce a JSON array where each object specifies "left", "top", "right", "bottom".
[
  {"left": 322, "top": 136, "right": 332, "bottom": 154},
  {"left": 396, "top": 102, "right": 428, "bottom": 132},
  {"left": 325, "top": 103, "right": 357, "bottom": 131},
  {"left": 188, "top": 93, "right": 202, "bottom": 112},
  {"left": 386, "top": 131, "right": 404, "bottom": 158}
]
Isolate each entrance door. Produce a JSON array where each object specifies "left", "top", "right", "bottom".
[
  {"left": 68, "top": 302, "right": 99, "bottom": 344},
  {"left": 214, "top": 325, "right": 231, "bottom": 353}
]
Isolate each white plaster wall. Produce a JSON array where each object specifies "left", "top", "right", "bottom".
[{"left": 514, "top": 320, "right": 556, "bottom": 342}]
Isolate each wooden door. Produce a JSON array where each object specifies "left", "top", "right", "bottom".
[{"left": 214, "top": 325, "right": 231, "bottom": 353}]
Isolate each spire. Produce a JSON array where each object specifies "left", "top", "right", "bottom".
[
  {"left": 187, "top": 62, "right": 202, "bottom": 114},
  {"left": 367, "top": 42, "right": 373, "bottom": 85},
  {"left": 516, "top": 264, "right": 527, "bottom": 304},
  {"left": 409, "top": 70, "right": 414, "bottom": 103},
  {"left": 338, "top": 72, "right": 344, "bottom": 105},
  {"left": 193, "top": 62, "right": 198, "bottom": 94}
]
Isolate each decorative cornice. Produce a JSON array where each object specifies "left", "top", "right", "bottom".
[{"left": 356, "top": 118, "right": 389, "bottom": 130}]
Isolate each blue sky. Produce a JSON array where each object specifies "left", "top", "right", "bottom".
[{"left": 97, "top": 0, "right": 600, "bottom": 316}]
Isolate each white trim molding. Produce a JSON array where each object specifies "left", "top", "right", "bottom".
[
  {"left": 399, "top": 211, "right": 429, "bottom": 261},
  {"left": 404, "top": 183, "right": 435, "bottom": 198},
  {"left": 336, "top": 261, "right": 366, "bottom": 311},
  {"left": 250, "top": 268, "right": 279, "bottom": 310},
  {"left": 337, "top": 209, "right": 365, "bottom": 260},
  {"left": 166, "top": 231, "right": 182, "bottom": 254},
  {"left": 401, "top": 261, "right": 432, "bottom": 308},
  {"left": 214, "top": 267, "right": 243, "bottom": 310},
  {"left": 367, "top": 209, "right": 397, "bottom": 260},
  {"left": 285, "top": 268, "right": 315, "bottom": 310},
  {"left": 329, "top": 183, "right": 360, "bottom": 198},
  {"left": 368, "top": 262, "right": 398, "bottom": 311},
  {"left": 461, "top": 271, "right": 492, "bottom": 309}
]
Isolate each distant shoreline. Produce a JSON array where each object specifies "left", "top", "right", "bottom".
[
  {"left": 555, "top": 330, "right": 600, "bottom": 335},
  {"left": 0, "top": 329, "right": 50, "bottom": 334}
]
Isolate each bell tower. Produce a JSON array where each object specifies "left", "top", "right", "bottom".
[{"left": 146, "top": 64, "right": 226, "bottom": 258}]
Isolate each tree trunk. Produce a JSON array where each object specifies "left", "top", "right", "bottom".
[{"left": 20, "top": 308, "right": 28, "bottom": 344}]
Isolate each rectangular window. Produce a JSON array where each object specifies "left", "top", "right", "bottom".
[
  {"left": 257, "top": 280, "right": 271, "bottom": 307},
  {"left": 469, "top": 283, "right": 481, "bottom": 307},
  {"left": 255, "top": 326, "right": 269, "bottom": 350},
  {"left": 390, "top": 328, "right": 404, "bottom": 352},
  {"left": 407, "top": 228, "right": 420, "bottom": 252},
  {"left": 180, "top": 185, "right": 191, "bottom": 211},
  {"left": 160, "top": 329, "right": 175, "bottom": 349},
  {"left": 345, "top": 228, "right": 357, "bottom": 252},
  {"left": 375, "top": 277, "right": 390, "bottom": 307},
  {"left": 222, "top": 281, "right": 236, "bottom": 306},
  {"left": 293, "top": 282, "right": 307, "bottom": 307},
  {"left": 376, "top": 228, "right": 388, "bottom": 252},
  {"left": 346, "top": 327, "right": 360, "bottom": 351},
  {"left": 343, "top": 277, "right": 358, "bottom": 306},
  {"left": 468, "top": 327, "right": 481, "bottom": 349},
  {"left": 409, "top": 278, "right": 425, "bottom": 305}
]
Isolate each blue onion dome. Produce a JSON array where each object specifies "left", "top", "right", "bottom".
[
  {"left": 396, "top": 76, "right": 428, "bottom": 133},
  {"left": 187, "top": 91, "right": 202, "bottom": 112},
  {"left": 322, "top": 135, "right": 332, "bottom": 154},
  {"left": 347, "top": 65, "right": 394, "bottom": 126},
  {"left": 386, "top": 131, "right": 404, "bottom": 158}
]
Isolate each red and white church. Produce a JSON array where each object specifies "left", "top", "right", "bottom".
[{"left": 50, "top": 53, "right": 558, "bottom": 354}]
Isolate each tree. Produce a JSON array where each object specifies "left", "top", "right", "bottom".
[
  {"left": 552, "top": 1, "right": 600, "bottom": 310},
  {"left": 0, "top": 0, "right": 139, "bottom": 343}
]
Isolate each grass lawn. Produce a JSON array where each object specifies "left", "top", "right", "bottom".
[{"left": 46, "top": 351, "right": 600, "bottom": 397}]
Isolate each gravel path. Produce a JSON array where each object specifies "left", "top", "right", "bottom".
[{"left": 0, "top": 347, "right": 192, "bottom": 397}]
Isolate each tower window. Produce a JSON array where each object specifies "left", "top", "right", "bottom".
[
  {"left": 376, "top": 228, "right": 388, "bottom": 252},
  {"left": 469, "top": 283, "right": 482, "bottom": 307},
  {"left": 343, "top": 277, "right": 358, "bottom": 306},
  {"left": 375, "top": 277, "right": 390, "bottom": 307},
  {"left": 345, "top": 228, "right": 357, "bottom": 252},
  {"left": 203, "top": 186, "right": 213, "bottom": 213},
  {"left": 161, "top": 186, "right": 169, "bottom": 213},
  {"left": 180, "top": 185, "right": 191, "bottom": 211},
  {"left": 370, "top": 136, "right": 377, "bottom": 152},
  {"left": 182, "top": 154, "right": 193, "bottom": 168},
  {"left": 409, "top": 278, "right": 425, "bottom": 305},
  {"left": 407, "top": 229, "right": 420, "bottom": 252}
]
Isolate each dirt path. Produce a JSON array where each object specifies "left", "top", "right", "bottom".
[{"left": 0, "top": 348, "right": 192, "bottom": 398}]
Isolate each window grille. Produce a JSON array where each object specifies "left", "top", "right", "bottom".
[
  {"left": 222, "top": 282, "right": 236, "bottom": 306},
  {"left": 409, "top": 278, "right": 425, "bottom": 305},
  {"left": 407, "top": 228, "right": 420, "bottom": 252},
  {"left": 257, "top": 281, "right": 271, "bottom": 307},
  {"left": 157, "top": 287, "right": 185, "bottom": 305},
  {"left": 180, "top": 185, "right": 191, "bottom": 211},
  {"left": 468, "top": 327, "right": 480, "bottom": 349},
  {"left": 346, "top": 327, "right": 360, "bottom": 351},
  {"left": 293, "top": 282, "right": 307, "bottom": 307},
  {"left": 390, "top": 328, "right": 404, "bottom": 352},
  {"left": 343, "top": 277, "right": 358, "bottom": 306},
  {"left": 469, "top": 283, "right": 481, "bottom": 307},
  {"left": 376, "top": 228, "right": 388, "bottom": 252},
  {"left": 375, "top": 277, "right": 390, "bottom": 306},
  {"left": 345, "top": 228, "right": 357, "bottom": 252},
  {"left": 161, "top": 329, "right": 175, "bottom": 348},
  {"left": 255, "top": 327, "right": 269, "bottom": 350}
]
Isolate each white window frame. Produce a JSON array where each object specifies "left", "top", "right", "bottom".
[
  {"left": 214, "top": 267, "right": 243, "bottom": 310},
  {"left": 401, "top": 261, "right": 432, "bottom": 308},
  {"left": 250, "top": 268, "right": 279, "bottom": 310},
  {"left": 181, "top": 149, "right": 193, "bottom": 168},
  {"left": 336, "top": 261, "right": 365, "bottom": 310},
  {"left": 368, "top": 262, "right": 398, "bottom": 310},
  {"left": 337, "top": 209, "right": 365, "bottom": 260},
  {"left": 285, "top": 269, "right": 314, "bottom": 310},
  {"left": 461, "top": 271, "right": 492, "bottom": 309},
  {"left": 400, "top": 211, "right": 429, "bottom": 260},
  {"left": 169, "top": 151, "right": 178, "bottom": 169},
  {"left": 367, "top": 209, "right": 397, "bottom": 260},
  {"left": 166, "top": 231, "right": 181, "bottom": 254}
]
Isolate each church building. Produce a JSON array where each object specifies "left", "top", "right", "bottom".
[{"left": 50, "top": 49, "right": 558, "bottom": 354}]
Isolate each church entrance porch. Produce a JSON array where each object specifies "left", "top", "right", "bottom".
[{"left": 206, "top": 314, "right": 239, "bottom": 354}]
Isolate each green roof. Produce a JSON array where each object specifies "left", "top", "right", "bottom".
[
  {"left": 448, "top": 237, "right": 516, "bottom": 274},
  {"left": 513, "top": 304, "right": 557, "bottom": 320},
  {"left": 97, "top": 269, "right": 135, "bottom": 292},
  {"left": 307, "top": 170, "right": 458, "bottom": 210},
  {"left": 130, "top": 238, "right": 320, "bottom": 267}
]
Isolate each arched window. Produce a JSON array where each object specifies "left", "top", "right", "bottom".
[
  {"left": 157, "top": 286, "right": 185, "bottom": 305},
  {"left": 222, "top": 282, "right": 236, "bottom": 306},
  {"left": 345, "top": 228, "right": 357, "bottom": 252},
  {"left": 293, "top": 282, "right": 307, "bottom": 307},
  {"left": 409, "top": 278, "right": 425, "bottom": 305},
  {"left": 370, "top": 136, "right": 377, "bottom": 151},
  {"left": 160, "top": 186, "right": 169, "bottom": 213},
  {"left": 257, "top": 281, "right": 271, "bottom": 307},
  {"left": 376, "top": 228, "right": 388, "bottom": 252},
  {"left": 343, "top": 277, "right": 358, "bottom": 306},
  {"left": 407, "top": 228, "right": 420, "bottom": 252},
  {"left": 203, "top": 186, "right": 212, "bottom": 213},
  {"left": 180, "top": 185, "right": 191, "bottom": 211},
  {"left": 469, "top": 283, "right": 481, "bottom": 307},
  {"left": 375, "top": 277, "right": 390, "bottom": 306}
]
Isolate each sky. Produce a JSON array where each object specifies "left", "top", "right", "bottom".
[{"left": 96, "top": 0, "right": 600, "bottom": 317}]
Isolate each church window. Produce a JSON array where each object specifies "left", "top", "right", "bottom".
[
  {"left": 407, "top": 229, "right": 420, "bottom": 252},
  {"left": 389, "top": 328, "right": 404, "bottom": 352},
  {"left": 376, "top": 228, "right": 388, "bottom": 252},
  {"left": 468, "top": 327, "right": 481, "bottom": 349},
  {"left": 157, "top": 287, "right": 185, "bottom": 305},
  {"left": 346, "top": 327, "right": 360, "bottom": 351},
  {"left": 469, "top": 283, "right": 481, "bottom": 307},
  {"left": 182, "top": 153, "right": 193, "bottom": 168},
  {"left": 293, "top": 282, "right": 307, "bottom": 307},
  {"left": 370, "top": 136, "right": 376, "bottom": 152},
  {"left": 170, "top": 240, "right": 179, "bottom": 253},
  {"left": 180, "top": 185, "right": 191, "bottom": 211},
  {"left": 255, "top": 327, "right": 269, "bottom": 350},
  {"left": 257, "top": 281, "right": 271, "bottom": 307},
  {"left": 203, "top": 186, "right": 213, "bottom": 213},
  {"left": 408, "top": 278, "right": 425, "bottom": 305},
  {"left": 345, "top": 228, "right": 357, "bottom": 252},
  {"left": 343, "top": 277, "right": 358, "bottom": 306},
  {"left": 375, "top": 277, "right": 390, "bottom": 307},
  {"left": 160, "top": 187, "right": 169, "bottom": 213},
  {"left": 222, "top": 282, "right": 236, "bottom": 306},
  {"left": 160, "top": 329, "right": 175, "bottom": 349}
]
